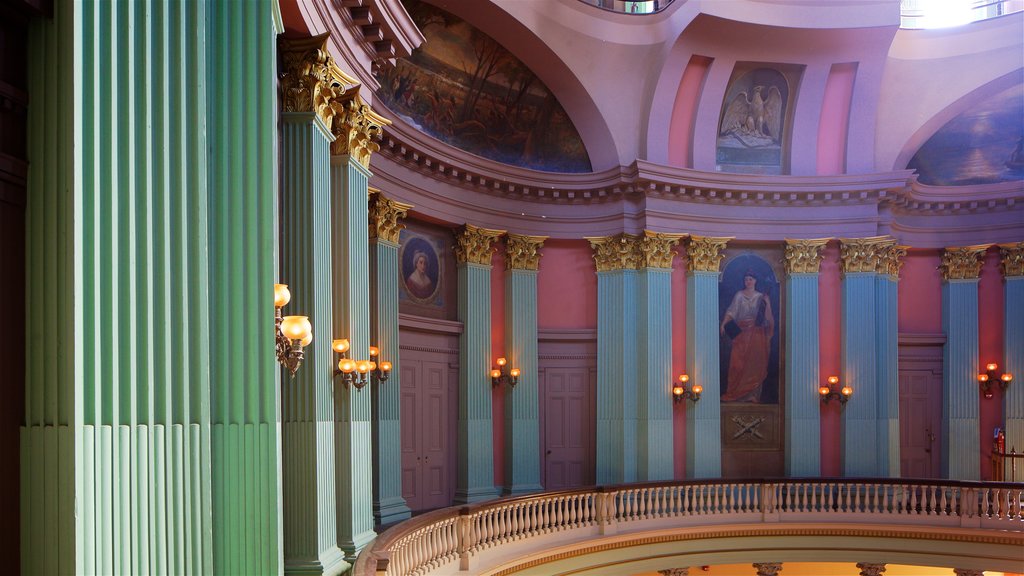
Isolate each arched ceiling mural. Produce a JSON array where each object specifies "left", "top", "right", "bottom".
[
  {"left": 372, "top": 0, "right": 592, "bottom": 173},
  {"left": 907, "top": 81, "right": 1024, "bottom": 186}
]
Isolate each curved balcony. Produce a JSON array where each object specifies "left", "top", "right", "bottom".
[
  {"left": 577, "top": 0, "right": 676, "bottom": 15},
  {"left": 354, "top": 478, "right": 1024, "bottom": 576}
]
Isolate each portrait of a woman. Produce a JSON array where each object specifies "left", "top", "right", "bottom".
[
  {"left": 400, "top": 234, "right": 442, "bottom": 305},
  {"left": 720, "top": 268, "right": 775, "bottom": 403},
  {"left": 406, "top": 250, "right": 434, "bottom": 299}
]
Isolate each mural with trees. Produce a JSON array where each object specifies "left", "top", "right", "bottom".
[{"left": 374, "top": 0, "right": 592, "bottom": 173}]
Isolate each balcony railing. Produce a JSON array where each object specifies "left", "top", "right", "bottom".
[
  {"left": 354, "top": 478, "right": 1024, "bottom": 576},
  {"left": 900, "top": 0, "right": 1024, "bottom": 28},
  {"left": 577, "top": 0, "right": 675, "bottom": 15}
]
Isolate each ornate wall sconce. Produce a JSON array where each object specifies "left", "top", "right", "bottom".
[
  {"left": 819, "top": 375, "right": 853, "bottom": 405},
  {"left": 333, "top": 339, "right": 391, "bottom": 390},
  {"left": 490, "top": 357, "right": 520, "bottom": 388},
  {"left": 672, "top": 374, "right": 702, "bottom": 403},
  {"left": 275, "top": 284, "right": 312, "bottom": 377},
  {"left": 978, "top": 362, "right": 1013, "bottom": 399}
]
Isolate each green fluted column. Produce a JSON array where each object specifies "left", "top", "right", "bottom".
[
  {"left": 875, "top": 245, "right": 906, "bottom": 478},
  {"left": 331, "top": 152, "right": 377, "bottom": 558},
  {"left": 454, "top": 225, "right": 504, "bottom": 503},
  {"left": 503, "top": 235, "right": 547, "bottom": 495},
  {"left": 783, "top": 240, "right": 829, "bottom": 476},
  {"left": 369, "top": 193, "right": 413, "bottom": 526},
  {"left": 1002, "top": 243, "right": 1024, "bottom": 454},
  {"left": 589, "top": 235, "right": 640, "bottom": 484},
  {"left": 637, "top": 232, "right": 683, "bottom": 481},
  {"left": 685, "top": 237, "right": 730, "bottom": 478},
  {"left": 25, "top": 0, "right": 284, "bottom": 573},
  {"left": 278, "top": 35, "right": 345, "bottom": 576},
  {"left": 940, "top": 246, "right": 989, "bottom": 480}
]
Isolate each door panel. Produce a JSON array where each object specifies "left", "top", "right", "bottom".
[
  {"left": 400, "top": 347, "right": 456, "bottom": 512},
  {"left": 900, "top": 369, "right": 942, "bottom": 478},
  {"left": 542, "top": 366, "right": 593, "bottom": 490}
]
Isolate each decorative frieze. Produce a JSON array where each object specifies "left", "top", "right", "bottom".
[
  {"left": 586, "top": 233, "right": 643, "bottom": 272},
  {"left": 640, "top": 231, "right": 686, "bottom": 269},
  {"left": 999, "top": 241, "right": 1024, "bottom": 278},
  {"left": 330, "top": 95, "right": 390, "bottom": 167},
  {"left": 940, "top": 245, "right": 991, "bottom": 281},
  {"left": 856, "top": 563, "right": 886, "bottom": 576},
  {"left": 454, "top": 224, "right": 505, "bottom": 266},
  {"left": 783, "top": 238, "right": 830, "bottom": 275},
  {"left": 278, "top": 33, "right": 358, "bottom": 130},
  {"left": 505, "top": 234, "right": 547, "bottom": 271},
  {"left": 754, "top": 562, "right": 783, "bottom": 576},
  {"left": 658, "top": 569, "right": 689, "bottom": 576},
  {"left": 839, "top": 236, "right": 891, "bottom": 274},
  {"left": 368, "top": 190, "right": 412, "bottom": 244},
  {"left": 877, "top": 243, "right": 909, "bottom": 279},
  {"left": 686, "top": 235, "right": 732, "bottom": 272}
]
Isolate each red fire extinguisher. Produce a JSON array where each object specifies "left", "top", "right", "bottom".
[{"left": 995, "top": 427, "right": 1006, "bottom": 454}]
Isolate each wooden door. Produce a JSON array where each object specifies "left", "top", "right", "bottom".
[
  {"left": 400, "top": 349, "right": 455, "bottom": 511},
  {"left": 900, "top": 368, "right": 942, "bottom": 478},
  {"left": 542, "top": 366, "right": 593, "bottom": 490}
]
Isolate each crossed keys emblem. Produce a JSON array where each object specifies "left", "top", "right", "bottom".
[{"left": 731, "top": 415, "right": 766, "bottom": 440}]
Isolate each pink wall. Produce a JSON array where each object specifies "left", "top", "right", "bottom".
[
  {"left": 978, "top": 248, "right": 1005, "bottom": 479},
  {"left": 491, "top": 245, "right": 506, "bottom": 487},
  {"left": 537, "top": 240, "right": 598, "bottom": 329},
  {"left": 667, "top": 55, "right": 713, "bottom": 169},
  {"left": 672, "top": 247, "right": 688, "bottom": 479},
  {"left": 819, "top": 242, "right": 842, "bottom": 476},
  {"left": 898, "top": 249, "right": 944, "bottom": 334},
  {"left": 816, "top": 63, "right": 857, "bottom": 175}
]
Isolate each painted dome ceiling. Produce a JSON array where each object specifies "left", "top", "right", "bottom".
[{"left": 373, "top": 0, "right": 592, "bottom": 173}]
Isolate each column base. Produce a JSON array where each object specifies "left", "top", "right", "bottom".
[
  {"left": 339, "top": 529, "right": 378, "bottom": 563},
  {"left": 374, "top": 497, "right": 412, "bottom": 528},
  {"left": 285, "top": 546, "right": 349, "bottom": 576},
  {"left": 454, "top": 485, "right": 500, "bottom": 504},
  {"left": 502, "top": 483, "right": 544, "bottom": 497}
]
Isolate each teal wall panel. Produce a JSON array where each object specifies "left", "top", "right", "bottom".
[
  {"left": 637, "top": 269, "right": 674, "bottom": 481},
  {"left": 785, "top": 274, "right": 821, "bottom": 476},
  {"left": 841, "top": 273, "right": 877, "bottom": 476},
  {"left": 1006, "top": 277, "right": 1024, "bottom": 455},
  {"left": 942, "top": 280, "right": 981, "bottom": 480},
  {"left": 875, "top": 276, "right": 900, "bottom": 477},
  {"left": 686, "top": 271, "right": 722, "bottom": 478},
  {"left": 596, "top": 270, "right": 639, "bottom": 484}
]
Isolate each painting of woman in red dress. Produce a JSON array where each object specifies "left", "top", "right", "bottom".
[{"left": 719, "top": 257, "right": 779, "bottom": 404}]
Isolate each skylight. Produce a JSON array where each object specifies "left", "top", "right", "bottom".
[{"left": 900, "top": 0, "right": 1023, "bottom": 29}]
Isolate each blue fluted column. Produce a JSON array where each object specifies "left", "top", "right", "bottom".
[
  {"left": 685, "top": 236, "right": 731, "bottom": 478},
  {"left": 329, "top": 92, "right": 389, "bottom": 558},
  {"left": 783, "top": 239, "right": 829, "bottom": 476},
  {"left": 838, "top": 237, "right": 888, "bottom": 477},
  {"left": 1002, "top": 243, "right": 1024, "bottom": 454},
  {"left": 588, "top": 235, "right": 641, "bottom": 484},
  {"left": 279, "top": 34, "right": 345, "bottom": 574},
  {"left": 368, "top": 192, "right": 413, "bottom": 525},
  {"left": 875, "top": 244, "right": 907, "bottom": 477},
  {"left": 637, "top": 232, "right": 684, "bottom": 481},
  {"left": 940, "top": 245, "right": 990, "bottom": 480},
  {"left": 454, "top": 225, "right": 505, "bottom": 503},
  {"left": 502, "top": 234, "right": 547, "bottom": 495}
]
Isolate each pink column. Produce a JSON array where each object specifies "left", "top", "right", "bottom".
[
  {"left": 672, "top": 246, "right": 688, "bottom": 478},
  {"left": 816, "top": 63, "right": 857, "bottom": 175},
  {"left": 978, "top": 248, "right": 1005, "bottom": 479},
  {"left": 819, "top": 242, "right": 842, "bottom": 475},
  {"left": 668, "top": 55, "right": 713, "bottom": 168},
  {"left": 492, "top": 244, "right": 507, "bottom": 487}
]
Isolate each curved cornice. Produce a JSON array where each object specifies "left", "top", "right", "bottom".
[{"left": 371, "top": 91, "right": 1022, "bottom": 247}]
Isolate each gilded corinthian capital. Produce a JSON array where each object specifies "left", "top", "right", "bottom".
[
  {"left": 686, "top": 236, "right": 732, "bottom": 272},
  {"left": 999, "top": 241, "right": 1024, "bottom": 278},
  {"left": 877, "top": 243, "right": 909, "bottom": 279},
  {"left": 506, "top": 234, "right": 547, "bottom": 271},
  {"left": 641, "top": 231, "right": 686, "bottom": 269},
  {"left": 278, "top": 34, "right": 358, "bottom": 130},
  {"left": 454, "top": 224, "right": 505, "bottom": 266},
  {"left": 940, "top": 245, "right": 991, "bottom": 280},
  {"left": 839, "top": 236, "right": 892, "bottom": 275},
  {"left": 368, "top": 190, "right": 412, "bottom": 244},
  {"left": 586, "top": 234, "right": 643, "bottom": 272},
  {"left": 784, "top": 238, "right": 830, "bottom": 275},
  {"left": 330, "top": 95, "right": 390, "bottom": 167}
]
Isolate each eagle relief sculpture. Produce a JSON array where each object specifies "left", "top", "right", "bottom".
[{"left": 719, "top": 85, "right": 784, "bottom": 147}]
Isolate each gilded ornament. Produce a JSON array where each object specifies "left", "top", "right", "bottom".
[
  {"left": 278, "top": 34, "right": 358, "bottom": 131},
  {"left": 839, "top": 236, "right": 892, "bottom": 275},
  {"left": 686, "top": 236, "right": 732, "bottom": 272},
  {"left": 330, "top": 94, "right": 390, "bottom": 167},
  {"left": 505, "top": 234, "right": 547, "bottom": 271},
  {"left": 586, "top": 234, "right": 643, "bottom": 272},
  {"left": 368, "top": 191, "right": 412, "bottom": 245},
  {"left": 856, "top": 564, "right": 887, "bottom": 576},
  {"left": 640, "top": 231, "right": 686, "bottom": 269},
  {"left": 877, "top": 244, "right": 909, "bottom": 279},
  {"left": 998, "top": 241, "right": 1024, "bottom": 278},
  {"left": 783, "top": 238, "right": 830, "bottom": 275},
  {"left": 939, "top": 245, "right": 991, "bottom": 280},
  {"left": 454, "top": 224, "right": 505, "bottom": 266}
]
